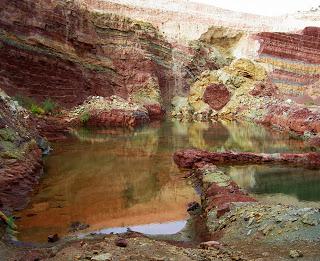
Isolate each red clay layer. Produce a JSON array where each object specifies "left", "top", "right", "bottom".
[
  {"left": 85, "top": 109, "right": 150, "bottom": 128},
  {"left": 204, "top": 181, "right": 256, "bottom": 214},
  {"left": 262, "top": 103, "right": 320, "bottom": 134},
  {"left": 173, "top": 149, "right": 320, "bottom": 169},
  {"left": 0, "top": 0, "right": 173, "bottom": 108},
  {"left": 0, "top": 146, "right": 43, "bottom": 211},
  {"left": 203, "top": 84, "right": 231, "bottom": 110}
]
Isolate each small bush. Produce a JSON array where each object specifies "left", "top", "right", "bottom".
[
  {"left": 80, "top": 111, "right": 90, "bottom": 124},
  {"left": 30, "top": 104, "right": 45, "bottom": 115},
  {"left": 14, "top": 96, "right": 59, "bottom": 115},
  {"left": 42, "top": 98, "right": 57, "bottom": 114}
]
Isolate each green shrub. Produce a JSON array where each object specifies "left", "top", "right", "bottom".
[
  {"left": 80, "top": 111, "right": 90, "bottom": 124},
  {"left": 42, "top": 98, "right": 57, "bottom": 114},
  {"left": 30, "top": 104, "right": 45, "bottom": 115},
  {"left": 14, "top": 96, "right": 59, "bottom": 115}
]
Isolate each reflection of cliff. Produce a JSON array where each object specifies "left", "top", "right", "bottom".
[
  {"left": 228, "top": 165, "right": 320, "bottom": 202},
  {"left": 15, "top": 119, "right": 316, "bottom": 242},
  {"left": 251, "top": 167, "right": 320, "bottom": 202},
  {"left": 71, "top": 125, "right": 160, "bottom": 157},
  {"left": 229, "top": 166, "right": 257, "bottom": 188},
  {"left": 170, "top": 120, "right": 229, "bottom": 151},
  {"left": 16, "top": 123, "right": 198, "bottom": 242},
  {"left": 188, "top": 122, "right": 210, "bottom": 149},
  {"left": 170, "top": 119, "right": 307, "bottom": 153},
  {"left": 221, "top": 121, "right": 307, "bottom": 153}
]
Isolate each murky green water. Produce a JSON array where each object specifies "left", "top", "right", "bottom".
[{"left": 15, "top": 120, "right": 320, "bottom": 242}]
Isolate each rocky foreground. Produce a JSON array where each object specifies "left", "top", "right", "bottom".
[
  {"left": 0, "top": 91, "right": 47, "bottom": 212},
  {"left": 173, "top": 152, "right": 320, "bottom": 259}
]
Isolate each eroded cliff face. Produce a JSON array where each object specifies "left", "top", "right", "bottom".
[
  {"left": 0, "top": 0, "right": 173, "bottom": 113},
  {"left": 255, "top": 27, "right": 320, "bottom": 105},
  {"left": 0, "top": 90, "right": 44, "bottom": 212},
  {"left": 172, "top": 54, "right": 320, "bottom": 144}
]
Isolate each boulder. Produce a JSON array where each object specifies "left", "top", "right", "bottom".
[{"left": 203, "top": 83, "right": 231, "bottom": 110}]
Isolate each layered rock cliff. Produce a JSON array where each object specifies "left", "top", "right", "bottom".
[
  {"left": 0, "top": 0, "right": 173, "bottom": 115},
  {"left": 255, "top": 27, "right": 320, "bottom": 105},
  {"left": 0, "top": 90, "right": 44, "bottom": 212}
]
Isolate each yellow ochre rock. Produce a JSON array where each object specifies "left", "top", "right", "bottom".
[{"left": 228, "top": 58, "right": 268, "bottom": 82}]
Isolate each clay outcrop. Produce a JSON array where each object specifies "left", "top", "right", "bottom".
[
  {"left": 255, "top": 27, "right": 320, "bottom": 105},
  {"left": 174, "top": 149, "right": 320, "bottom": 169},
  {"left": 0, "top": 90, "right": 45, "bottom": 211}
]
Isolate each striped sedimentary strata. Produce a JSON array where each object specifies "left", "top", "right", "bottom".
[
  {"left": 255, "top": 27, "right": 320, "bottom": 105},
  {"left": 0, "top": 0, "right": 173, "bottom": 117}
]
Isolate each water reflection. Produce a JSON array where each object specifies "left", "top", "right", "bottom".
[
  {"left": 15, "top": 119, "right": 318, "bottom": 242},
  {"left": 229, "top": 165, "right": 320, "bottom": 204},
  {"left": 79, "top": 220, "right": 187, "bottom": 237}
]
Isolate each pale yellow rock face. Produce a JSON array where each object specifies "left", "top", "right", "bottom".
[
  {"left": 217, "top": 59, "right": 271, "bottom": 120},
  {"left": 82, "top": 0, "right": 320, "bottom": 44},
  {"left": 227, "top": 58, "right": 268, "bottom": 82},
  {"left": 186, "top": 58, "right": 269, "bottom": 118},
  {"left": 171, "top": 96, "right": 192, "bottom": 117},
  {"left": 199, "top": 26, "right": 244, "bottom": 56}
]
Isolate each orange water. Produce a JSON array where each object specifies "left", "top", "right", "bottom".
[{"left": 15, "top": 120, "right": 319, "bottom": 242}]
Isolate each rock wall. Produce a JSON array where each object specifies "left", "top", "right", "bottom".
[
  {"left": 81, "top": 0, "right": 320, "bottom": 43},
  {"left": 174, "top": 156, "right": 320, "bottom": 245},
  {"left": 255, "top": 27, "right": 320, "bottom": 105},
  {"left": 0, "top": 0, "right": 173, "bottom": 110},
  {"left": 0, "top": 90, "right": 44, "bottom": 212}
]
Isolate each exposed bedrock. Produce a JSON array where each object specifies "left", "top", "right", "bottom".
[
  {"left": 254, "top": 27, "right": 320, "bottom": 105},
  {"left": 170, "top": 26, "right": 244, "bottom": 100},
  {"left": 203, "top": 83, "right": 231, "bottom": 111},
  {"left": 0, "top": 90, "right": 45, "bottom": 212},
  {"left": 0, "top": 0, "right": 243, "bottom": 121},
  {"left": 0, "top": 0, "right": 174, "bottom": 118},
  {"left": 181, "top": 161, "right": 320, "bottom": 244},
  {"left": 172, "top": 58, "right": 271, "bottom": 119},
  {"left": 172, "top": 54, "right": 320, "bottom": 144},
  {"left": 173, "top": 149, "right": 320, "bottom": 169},
  {"left": 194, "top": 164, "right": 256, "bottom": 215},
  {"left": 260, "top": 103, "right": 320, "bottom": 135},
  {"left": 68, "top": 95, "right": 153, "bottom": 128}
]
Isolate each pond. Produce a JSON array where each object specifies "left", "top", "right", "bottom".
[{"left": 14, "top": 120, "right": 320, "bottom": 242}]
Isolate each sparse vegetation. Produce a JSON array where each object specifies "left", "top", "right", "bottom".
[
  {"left": 14, "top": 95, "right": 35, "bottom": 109},
  {"left": 14, "top": 95, "right": 59, "bottom": 115},
  {"left": 80, "top": 111, "right": 90, "bottom": 124},
  {"left": 42, "top": 98, "right": 57, "bottom": 113},
  {"left": 30, "top": 104, "right": 45, "bottom": 115}
]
